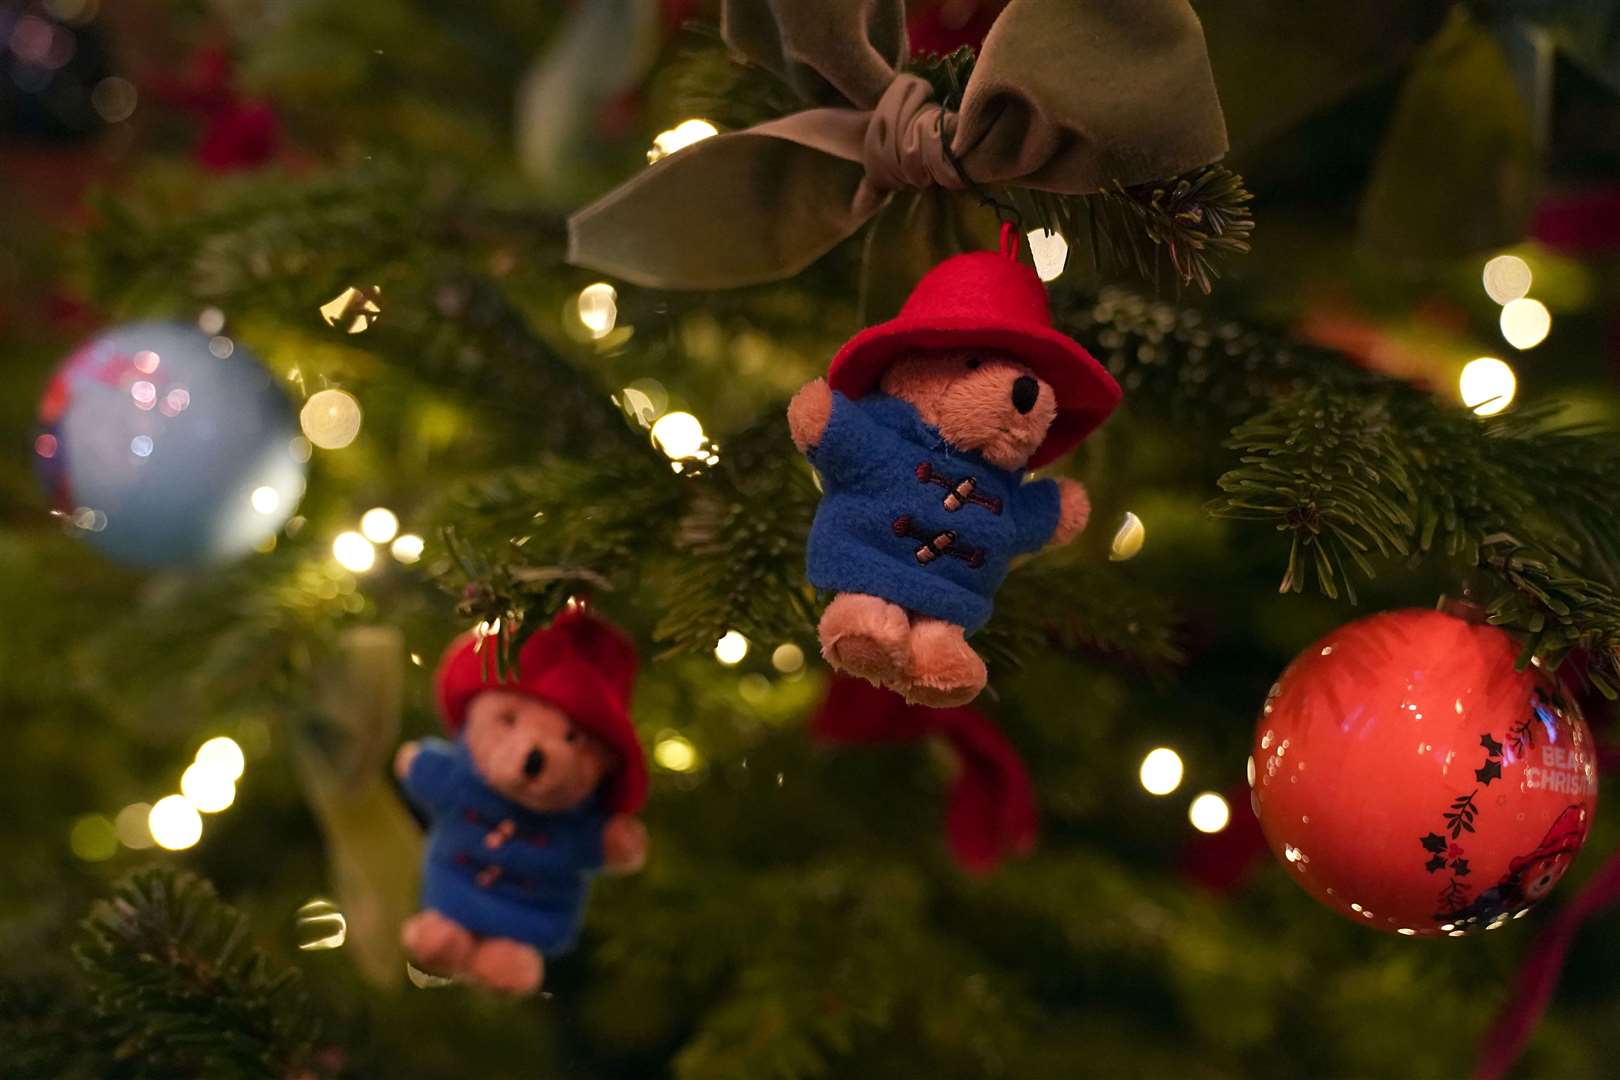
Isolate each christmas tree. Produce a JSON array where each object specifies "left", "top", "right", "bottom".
[{"left": 5, "top": 1, "right": 1620, "bottom": 1077}]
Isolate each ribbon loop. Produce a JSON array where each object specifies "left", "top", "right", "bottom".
[
  {"left": 861, "top": 74, "right": 961, "bottom": 194},
  {"left": 568, "top": 0, "right": 1229, "bottom": 289}
]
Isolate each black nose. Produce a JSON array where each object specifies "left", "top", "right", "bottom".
[
  {"left": 1011, "top": 375, "right": 1039, "bottom": 414},
  {"left": 522, "top": 748, "right": 546, "bottom": 780}
]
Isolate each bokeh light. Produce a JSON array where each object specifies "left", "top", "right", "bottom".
[
  {"left": 296, "top": 898, "right": 348, "bottom": 951},
  {"left": 148, "top": 795, "right": 203, "bottom": 851},
  {"left": 1026, "top": 228, "right": 1069, "bottom": 282},
  {"left": 1482, "top": 254, "right": 1532, "bottom": 304},
  {"left": 300, "top": 389, "right": 363, "bottom": 449},
  {"left": 332, "top": 531, "right": 377, "bottom": 572},
  {"left": 391, "top": 533, "right": 425, "bottom": 564},
  {"left": 1110, "top": 512, "right": 1146, "bottom": 562},
  {"left": 1459, "top": 357, "right": 1517, "bottom": 416},
  {"left": 1499, "top": 297, "right": 1551, "bottom": 350},
  {"left": 319, "top": 285, "right": 383, "bottom": 334},
  {"left": 180, "top": 762, "right": 237, "bottom": 813},
  {"left": 115, "top": 803, "right": 155, "bottom": 849},
  {"left": 250, "top": 486, "right": 281, "bottom": 514},
  {"left": 576, "top": 283, "right": 618, "bottom": 339},
  {"left": 651, "top": 411, "right": 707, "bottom": 460},
  {"left": 654, "top": 733, "right": 699, "bottom": 772},
  {"left": 1139, "top": 747, "right": 1184, "bottom": 795},
  {"left": 360, "top": 507, "right": 400, "bottom": 544},
  {"left": 648, "top": 118, "right": 718, "bottom": 163},
  {"left": 1189, "top": 792, "right": 1231, "bottom": 833},
  {"left": 771, "top": 643, "right": 804, "bottom": 674},
  {"left": 69, "top": 813, "right": 118, "bottom": 861},
  {"left": 195, "top": 736, "right": 246, "bottom": 782},
  {"left": 714, "top": 630, "right": 749, "bottom": 665}
]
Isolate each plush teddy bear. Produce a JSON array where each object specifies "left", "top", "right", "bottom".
[
  {"left": 788, "top": 244, "right": 1122, "bottom": 707},
  {"left": 395, "top": 607, "right": 648, "bottom": 995}
]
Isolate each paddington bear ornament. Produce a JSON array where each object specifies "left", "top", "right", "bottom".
[
  {"left": 788, "top": 234, "right": 1121, "bottom": 706},
  {"left": 396, "top": 607, "right": 648, "bottom": 995}
]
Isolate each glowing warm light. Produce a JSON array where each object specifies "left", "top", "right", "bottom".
[
  {"left": 391, "top": 533, "right": 425, "bottom": 564},
  {"left": 131, "top": 380, "right": 156, "bottom": 408},
  {"left": 714, "top": 630, "right": 749, "bottom": 665},
  {"left": 654, "top": 733, "right": 699, "bottom": 772},
  {"left": 1499, "top": 298, "right": 1551, "bottom": 350},
  {"left": 771, "top": 643, "right": 805, "bottom": 674},
  {"left": 69, "top": 814, "right": 118, "bottom": 862},
  {"left": 115, "top": 803, "right": 154, "bottom": 849},
  {"left": 34, "top": 433, "right": 57, "bottom": 458},
  {"left": 648, "top": 118, "right": 718, "bottom": 163},
  {"left": 360, "top": 507, "right": 400, "bottom": 543},
  {"left": 1482, "top": 254, "right": 1532, "bottom": 305},
  {"left": 197, "top": 307, "right": 226, "bottom": 334},
  {"left": 319, "top": 285, "right": 384, "bottom": 334},
  {"left": 195, "top": 736, "right": 246, "bottom": 782},
  {"left": 132, "top": 350, "right": 160, "bottom": 374},
  {"left": 161, "top": 387, "right": 190, "bottom": 416},
  {"left": 130, "top": 435, "right": 153, "bottom": 458},
  {"left": 180, "top": 762, "right": 237, "bottom": 813},
  {"left": 91, "top": 76, "right": 137, "bottom": 123},
  {"left": 1110, "top": 512, "right": 1146, "bottom": 561},
  {"left": 1188, "top": 791, "right": 1231, "bottom": 833},
  {"left": 148, "top": 795, "right": 203, "bottom": 851},
  {"left": 296, "top": 898, "right": 349, "bottom": 951},
  {"left": 1459, "top": 357, "right": 1517, "bottom": 416},
  {"left": 300, "top": 389, "right": 363, "bottom": 449},
  {"left": 1026, "top": 228, "right": 1070, "bottom": 282},
  {"left": 209, "top": 336, "right": 235, "bottom": 359},
  {"left": 1139, "top": 747, "right": 1184, "bottom": 795},
  {"left": 250, "top": 486, "right": 281, "bottom": 514},
  {"left": 652, "top": 411, "right": 707, "bottom": 460},
  {"left": 332, "top": 531, "right": 377, "bottom": 572},
  {"left": 576, "top": 283, "right": 618, "bottom": 339}
]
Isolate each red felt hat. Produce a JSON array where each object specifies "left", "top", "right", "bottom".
[
  {"left": 826, "top": 245, "right": 1122, "bottom": 469},
  {"left": 434, "top": 607, "right": 647, "bottom": 814}
]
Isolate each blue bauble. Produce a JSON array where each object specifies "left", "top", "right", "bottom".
[{"left": 34, "top": 321, "right": 306, "bottom": 567}]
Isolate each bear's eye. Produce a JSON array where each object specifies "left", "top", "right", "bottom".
[
  {"left": 965, "top": 356, "right": 982, "bottom": 371},
  {"left": 500, "top": 710, "right": 516, "bottom": 728},
  {"left": 565, "top": 727, "right": 579, "bottom": 743}
]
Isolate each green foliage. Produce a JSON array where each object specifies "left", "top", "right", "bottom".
[{"left": 76, "top": 870, "right": 325, "bottom": 1079}]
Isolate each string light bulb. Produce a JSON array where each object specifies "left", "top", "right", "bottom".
[
  {"left": 180, "top": 762, "right": 236, "bottom": 813},
  {"left": 332, "top": 531, "right": 377, "bottom": 572},
  {"left": 300, "top": 389, "right": 363, "bottom": 449},
  {"left": 194, "top": 736, "right": 246, "bottom": 782},
  {"left": 1110, "top": 512, "right": 1146, "bottom": 561},
  {"left": 1025, "top": 228, "right": 1069, "bottom": 282},
  {"left": 1188, "top": 792, "right": 1231, "bottom": 833},
  {"left": 391, "top": 533, "right": 425, "bottom": 564},
  {"left": 1139, "top": 747, "right": 1184, "bottom": 795},
  {"left": 576, "top": 283, "right": 618, "bottom": 339},
  {"left": 654, "top": 733, "right": 699, "bottom": 772},
  {"left": 360, "top": 507, "right": 400, "bottom": 544},
  {"left": 1459, "top": 357, "right": 1517, "bottom": 416},
  {"left": 1481, "top": 254, "right": 1532, "bottom": 305},
  {"left": 148, "top": 795, "right": 203, "bottom": 851},
  {"left": 714, "top": 630, "right": 749, "bottom": 665},
  {"left": 648, "top": 118, "right": 718, "bottom": 163},
  {"left": 652, "top": 411, "right": 707, "bottom": 460}
]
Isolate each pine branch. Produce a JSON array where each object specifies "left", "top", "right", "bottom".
[{"left": 76, "top": 870, "right": 326, "bottom": 1080}]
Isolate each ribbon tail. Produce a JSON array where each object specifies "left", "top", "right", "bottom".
[
  {"left": 938, "top": 707, "right": 1039, "bottom": 873},
  {"left": 567, "top": 120, "right": 883, "bottom": 289}
]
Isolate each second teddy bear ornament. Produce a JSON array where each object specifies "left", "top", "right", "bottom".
[{"left": 789, "top": 235, "right": 1121, "bottom": 706}]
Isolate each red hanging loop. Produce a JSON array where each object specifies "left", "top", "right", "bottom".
[{"left": 999, "top": 220, "right": 1020, "bottom": 260}]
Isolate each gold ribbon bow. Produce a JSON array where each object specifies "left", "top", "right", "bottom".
[{"left": 567, "top": 0, "right": 1229, "bottom": 289}]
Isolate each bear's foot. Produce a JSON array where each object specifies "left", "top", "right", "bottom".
[
  {"left": 901, "top": 618, "right": 987, "bottom": 708},
  {"left": 466, "top": 938, "right": 545, "bottom": 996},
  {"left": 819, "top": 593, "right": 910, "bottom": 687},
  {"left": 401, "top": 910, "right": 477, "bottom": 976}
]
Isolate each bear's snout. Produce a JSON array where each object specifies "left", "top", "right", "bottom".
[
  {"left": 523, "top": 747, "right": 546, "bottom": 780},
  {"left": 1011, "top": 375, "right": 1039, "bottom": 415}
]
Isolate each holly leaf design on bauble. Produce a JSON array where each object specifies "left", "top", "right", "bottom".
[
  {"left": 1481, "top": 733, "right": 1503, "bottom": 758},
  {"left": 1475, "top": 759, "right": 1503, "bottom": 785},
  {"left": 1421, "top": 832, "right": 1448, "bottom": 853},
  {"left": 1451, "top": 857, "right": 1471, "bottom": 877},
  {"left": 1426, "top": 854, "right": 1448, "bottom": 873}
]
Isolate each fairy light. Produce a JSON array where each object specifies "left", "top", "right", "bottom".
[
  {"left": 1499, "top": 298, "right": 1551, "bottom": 350},
  {"left": 1459, "top": 357, "right": 1517, "bottom": 416},
  {"left": 391, "top": 533, "right": 425, "bottom": 564},
  {"left": 250, "top": 486, "right": 281, "bottom": 514},
  {"left": 319, "top": 285, "right": 383, "bottom": 334},
  {"left": 1139, "top": 747, "right": 1183, "bottom": 795},
  {"left": 148, "top": 795, "right": 203, "bottom": 851},
  {"left": 576, "top": 283, "right": 618, "bottom": 339},
  {"left": 300, "top": 389, "right": 363, "bottom": 449},
  {"left": 1188, "top": 792, "right": 1231, "bottom": 833},
  {"left": 648, "top": 118, "right": 718, "bottom": 163},
  {"left": 771, "top": 643, "right": 804, "bottom": 674},
  {"left": 332, "top": 531, "right": 377, "bottom": 572},
  {"left": 1110, "top": 512, "right": 1146, "bottom": 561},
  {"left": 1025, "top": 228, "right": 1069, "bottom": 282},
  {"left": 195, "top": 736, "right": 246, "bottom": 782},
  {"left": 360, "top": 507, "right": 400, "bottom": 544},
  {"left": 115, "top": 803, "right": 155, "bottom": 849},
  {"left": 1482, "top": 254, "right": 1532, "bottom": 305},
  {"left": 69, "top": 814, "right": 118, "bottom": 861},
  {"left": 651, "top": 411, "right": 707, "bottom": 460},
  {"left": 714, "top": 630, "right": 749, "bottom": 665},
  {"left": 654, "top": 733, "right": 700, "bottom": 772},
  {"left": 296, "top": 898, "right": 349, "bottom": 950},
  {"left": 179, "top": 762, "right": 236, "bottom": 813}
]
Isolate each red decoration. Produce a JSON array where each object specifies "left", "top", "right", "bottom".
[
  {"left": 907, "top": 0, "right": 1007, "bottom": 57},
  {"left": 812, "top": 674, "right": 1036, "bottom": 872},
  {"left": 1250, "top": 608, "right": 1598, "bottom": 936},
  {"left": 149, "top": 45, "right": 282, "bottom": 172}
]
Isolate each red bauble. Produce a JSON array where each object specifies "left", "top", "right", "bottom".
[{"left": 1251, "top": 609, "right": 1598, "bottom": 937}]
